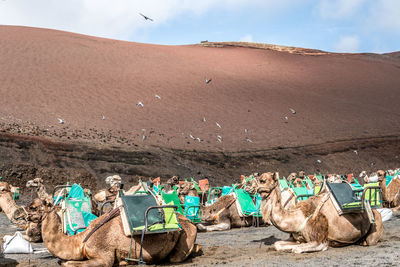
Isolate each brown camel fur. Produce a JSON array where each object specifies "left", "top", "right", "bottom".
[
  {"left": 26, "top": 178, "right": 53, "bottom": 204},
  {"left": 256, "top": 172, "right": 383, "bottom": 253},
  {"left": 177, "top": 181, "right": 198, "bottom": 203},
  {"left": 42, "top": 208, "right": 201, "bottom": 266},
  {"left": 197, "top": 195, "right": 253, "bottom": 232},
  {"left": 0, "top": 181, "right": 28, "bottom": 227},
  {"left": 377, "top": 170, "right": 400, "bottom": 211}
]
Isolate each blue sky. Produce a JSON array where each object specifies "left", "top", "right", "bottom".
[{"left": 0, "top": 0, "right": 399, "bottom": 53}]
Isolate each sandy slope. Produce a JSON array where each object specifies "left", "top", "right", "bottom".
[{"left": 1, "top": 26, "right": 400, "bottom": 153}]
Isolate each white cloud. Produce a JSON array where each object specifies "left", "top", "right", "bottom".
[
  {"left": 239, "top": 34, "right": 253, "bottom": 42},
  {"left": 334, "top": 35, "right": 360, "bottom": 52},
  {"left": 0, "top": 0, "right": 297, "bottom": 41},
  {"left": 318, "top": 0, "right": 366, "bottom": 19},
  {"left": 369, "top": 0, "right": 400, "bottom": 34}
]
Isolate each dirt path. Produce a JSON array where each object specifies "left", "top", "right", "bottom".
[{"left": 1, "top": 212, "right": 399, "bottom": 266}]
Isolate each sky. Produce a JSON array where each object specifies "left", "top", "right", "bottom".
[{"left": 0, "top": 0, "right": 399, "bottom": 53}]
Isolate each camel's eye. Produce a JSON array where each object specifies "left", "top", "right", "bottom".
[{"left": 260, "top": 180, "right": 265, "bottom": 184}]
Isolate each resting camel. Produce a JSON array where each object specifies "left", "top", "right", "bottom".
[
  {"left": 256, "top": 172, "right": 383, "bottom": 253},
  {"left": 377, "top": 170, "right": 400, "bottom": 211},
  {"left": 0, "top": 181, "right": 48, "bottom": 242},
  {"left": 26, "top": 177, "right": 53, "bottom": 204},
  {"left": 42, "top": 207, "right": 201, "bottom": 266},
  {"left": 176, "top": 181, "right": 198, "bottom": 203},
  {"left": 197, "top": 195, "right": 253, "bottom": 232}
]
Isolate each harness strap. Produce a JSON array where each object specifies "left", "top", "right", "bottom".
[
  {"left": 83, "top": 207, "right": 120, "bottom": 243},
  {"left": 283, "top": 192, "right": 294, "bottom": 208},
  {"left": 297, "top": 214, "right": 312, "bottom": 233},
  {"left": 297, "top": 193, "right": 330, "bottom": 233},
  {"left": 213, "top": 197, "right": 236, "bottom": 221}
]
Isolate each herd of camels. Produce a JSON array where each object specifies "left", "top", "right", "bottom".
[{"left": 0, "top": 169, "right": 399, "bottom": 266}]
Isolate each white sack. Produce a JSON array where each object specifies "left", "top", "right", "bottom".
[
  {"left": 377, "top": 208, "right": 393, "bottom": 222},
  {"left": 2, "top": 232, "right": 33, "bottom": 254}
]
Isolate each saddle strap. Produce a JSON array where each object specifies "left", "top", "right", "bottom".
[{"left": 83, "top": 207, "right": 120, "bottom": 243}]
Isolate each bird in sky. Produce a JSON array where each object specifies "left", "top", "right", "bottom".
[
  {"left": 155, "top": 94, "right": 161, "bottom": 99},
  {"left": 137, "top": 101, "right": 144, "bottom": 107},
  {"left": 217, "top": 135, "right": 222, "bottom": 142},
  {"left": 316, "top": 159, "right": 322, "bottom": 163},
  {"left": 205, "top": 78, "right": 212, "bottom": 84},
  {"left": 101, "top": 115, "right": 105, "bottom": 120},
  {"left": 142, "top": 135, "right": 146, "bottom": 141},
  {"left": 196, "top": 137, "right": 201, "bottom": 142},
  {"left": 57, "top": 118, "right": 65, "bottom": 124},
  {"left": 244, "top": 129, "right": 248, "bottom": 134},
  {"left": 139, "top": 13, "right": 153, "bottom": 21},
  {"left": 284, "top": 116, "right": 288, "bottom": 123},
  {"left": 202, "top": 117, "right": 206, "bottom": 122},
  {"left": 289, "top": 108, "right": 296, "bottom": 114},
  {"left": 189, "top": 134, "right": 195, "bottom": 140},
  {"left": 354, "top": 150, "right": 358, "bottom": 155},
  {"left": 246, "top": 138, "right": 253, "bottom": 143},
  {"left": 216, "top": 122, "right": 222, "bottom": 128}
]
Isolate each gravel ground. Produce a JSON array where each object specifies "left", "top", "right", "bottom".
[{"left": 1, "top": 212, "right": 399, "bottom": 267}]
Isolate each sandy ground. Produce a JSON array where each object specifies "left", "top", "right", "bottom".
[{"left": 1, "top": 211, "right": 399, "bottom": 266}]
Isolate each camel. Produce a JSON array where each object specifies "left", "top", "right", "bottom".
[
  {"left": 41, "top": 207, "right": 201, "bottom": 266},
  {"left": 176, "top": 181, "right": 198, "bottom": 203},
  {"left": 196, "top": 195, "right": 253, "bottom": 232},
  {"left": 0, "top": 181, "right": 28, "bottom": 227},
  {"left": 377, "top": 170, "right": 400, "bottom": 211},
  {"left": 26, "top": 177, "right": 53, "bottom": 204},
  {"left": 0, "top": 181, "right": 47, "bottom": 242},
  {"left": 256, "top": 172, "right": 383, "bottom": 253}
]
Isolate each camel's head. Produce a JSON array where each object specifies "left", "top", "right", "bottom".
[
  {"left": 200, "top": 195, "right": 233, "bottom": 224},
  {"left": 287, "top": 172, "right": 297, "bottom": 182},
  {"left": 26, "top": 177, "right": 43, "bottom": 188},
  {"left": 105, "top": 175, "right": 122, "bottom": 188},
  {"left": 177, "top": 182, "right": 196, "bottom": 203},
  {"left": 0, "top": 182, "right": 11, "bottom": 194},
  {"left": 328, "top": 174, "right": 342, "bottom": 183},
  {"left": 256, "top": 172, "right": 278, "bottom": 200},
  {"left": 298, "top": 171, "right": 305, "bottom": 178},
  {"left": 167, "top": 176, "right": 179, "bottom": 186},
  {"left": 377, "top": 170, "right": 386, "bottom": 182}
]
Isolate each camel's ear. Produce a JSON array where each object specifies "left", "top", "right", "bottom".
[{"left": 272, "top": 172, "right": 278, "bottom": 181}]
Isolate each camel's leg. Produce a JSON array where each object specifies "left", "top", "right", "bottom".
[
  {"left": 61, "top": 258, "right": 113, "bottom": 267},
  {"left": 291, "top": 241, "right": 328, "bottom": 254},
  {"left": 169, "top": 216, "right": 198, "bottom": 263},
  {"left": 203, "top": 222, "right": 231, "bottom": 232},
  {"left": 273, "top": 240, "right": 299, "bottom": 252},
  {"left": 363, "top": 210, "right": 384, "bottom": 246},
  {"left": 391, "top": 206, "right": 400, "bottom": 212}
]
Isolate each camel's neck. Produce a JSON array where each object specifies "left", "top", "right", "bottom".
[
  {"left": 41, "top": 210, "right": 84, "bottom": 260},
  {"left": 0, "top": 192, "right": 21, "bottom": 221},
  {"left": 268, "top": 187, "right": 306, "bottom": 233},
  {"left": 38, "top": 185, "right": 50, "bottom": 199},
  {"left": 378, "top": 178, "right": 389, "bottom": 202}
]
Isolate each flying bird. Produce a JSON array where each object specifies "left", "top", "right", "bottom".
[
  {"left": 196, "top": 137, "right": 201, "bottom": 142},
  {"left": 142, "top": 135, "right": 146, "bottom": 141},
  {"left": 57, "top": 118, "right": 65, "bottom": 124},
  {"left": 155, "top": 94, "right": 161, "bottom": 99},
  {"left": 289, "top": 108, "right": 296, "bottom": 114},
  {"left": 284, "top": 116, "right": 288, "bottom": 123},
  {"left": 216, "top": 122, "right": 222, "bottom": 128},
  {"left": 244, "top": 129, "right": 248, "bottom": 134},
  {"left": 217, "top": 135, "right": 222, "bottom": 142},
  {"left": 101, "top": 115, "right": 106, "bottom": 120},
  {"left": 189, "top": 134, "right": 195, "bottom": 140},
  {"left": 316, "top": 159, "right": 322, "bottom": 163},
  {"left": 205, "top": 78, "right": 212, "bottom": 84},
  {"left": 354, "top": 150, "right": 358, "bottom": 155},
  {"left": 139, "top": 13, "right": 153, "bottom": 21},
  {"left": 137, "top": 101, "right": 144, "bottom": 107},
  {"left": 246, "top": 138, "right": 253, "bottom": 143},
  {"left": 202, "top": 117, "right": 206, "bottom": 122}
]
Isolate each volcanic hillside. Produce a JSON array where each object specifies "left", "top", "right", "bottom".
[{"left": 0, "top": 25, "right": 400, "bottom": 189}]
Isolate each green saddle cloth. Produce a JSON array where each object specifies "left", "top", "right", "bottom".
[{"left": 120, "top": 192, "right": 180, "bottom": 234}]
